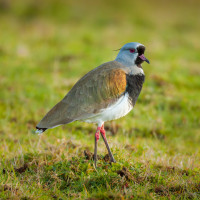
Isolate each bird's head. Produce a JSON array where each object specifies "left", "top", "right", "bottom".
[{"left": 115, "top": 42, "right": 150, "bottom": 69}]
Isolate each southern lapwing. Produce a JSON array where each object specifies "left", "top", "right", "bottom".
[{"left": 36, "top": 42, "right": 150, "bottom": 167}]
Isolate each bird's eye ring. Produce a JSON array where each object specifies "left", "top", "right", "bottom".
[{"left": 129, "top": 49, "right": 135, "bottom": 53}]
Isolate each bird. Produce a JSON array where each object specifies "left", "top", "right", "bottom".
[{"left": 36, "top": 42, "right": 150, "bottom": 168}]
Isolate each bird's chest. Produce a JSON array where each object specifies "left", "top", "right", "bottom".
[
  {"left": 126, "top": 73, "right": 145, "bottom": 106},
  {"left": 83, "top": 93, "right": 133, "bottom": 124}
]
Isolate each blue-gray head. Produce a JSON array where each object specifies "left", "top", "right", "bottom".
[{"left": 115, "top": 42, "right": 150, "bottom": 68}]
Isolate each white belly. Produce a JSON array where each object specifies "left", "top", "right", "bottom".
[{"left": 83, "top": 93, "right": 133, "bottom": 124}]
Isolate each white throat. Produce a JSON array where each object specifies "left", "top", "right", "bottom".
[{"left": 130, "top": 66, "right": 144, "bottom": 75}]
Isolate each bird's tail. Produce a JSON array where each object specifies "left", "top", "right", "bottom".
[
  {"left": 35, "top": 127, "right": 47, "bottom": 135},
  {"left": 35, "top": 101, "right": 74, "bottom": 134}
]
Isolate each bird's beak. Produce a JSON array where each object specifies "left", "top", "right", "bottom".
[{"left": 139, "top": 54, "right": 150, "bottom": 64}]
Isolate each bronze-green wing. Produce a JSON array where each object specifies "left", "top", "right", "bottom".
[{"left": 37, "top": 61, "right": 129, "bottom": 129}]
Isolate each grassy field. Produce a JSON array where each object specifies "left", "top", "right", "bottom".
[{"left": 0, "top": 0, "right": 200, "bottom": 199}]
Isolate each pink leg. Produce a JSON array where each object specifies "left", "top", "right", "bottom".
[
  {"left": 95, "top": 127, "right": 101, "bottom": 141},
  {"left": 100, "top": 124, "right": 106, "bottom": 137},
  {"left": 100, "top": 124, "right": 116, "bottom": 163}
]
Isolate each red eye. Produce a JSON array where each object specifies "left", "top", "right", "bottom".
[{"left": 129, "top": 49, "right": 135, "bottom": 53}]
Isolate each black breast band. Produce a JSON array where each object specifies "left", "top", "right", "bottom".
[{"left": 126, "top": 74, "right": 145, "bottom": 106}]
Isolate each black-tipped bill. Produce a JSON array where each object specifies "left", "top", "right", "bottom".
[{"left": 139, "top": 54, "right": 150, "bottom": 64}]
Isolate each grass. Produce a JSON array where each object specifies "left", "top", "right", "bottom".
[{"left": 0, "top": 0, "right": 200, "bottom": 199}]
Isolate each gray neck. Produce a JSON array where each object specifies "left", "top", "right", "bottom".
[
  {"left": 115, "top": 53, "right": 136, "bottom": 67},
  {"left": 115, "top": 56, "right": 144, "bottom": 75}
]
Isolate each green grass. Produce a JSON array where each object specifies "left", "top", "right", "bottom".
[{"left": 0, "top": 0, "right": 200, "bottom": 199}]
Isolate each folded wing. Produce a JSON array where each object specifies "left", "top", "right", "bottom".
[{"left": 36, "top": 61, "right": 128, "bottom": 129}]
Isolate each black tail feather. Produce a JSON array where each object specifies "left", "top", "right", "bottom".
[{"left": 36, "top": 126, "right": 47, "bottom": 132}]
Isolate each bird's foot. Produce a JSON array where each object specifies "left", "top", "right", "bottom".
[{"left": 110, "top": 158, "right": 116, "bottom": 163}]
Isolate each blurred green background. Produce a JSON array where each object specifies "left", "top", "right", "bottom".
[{"left": 0, "top": 0, "right": 200, "bottom": 199}]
